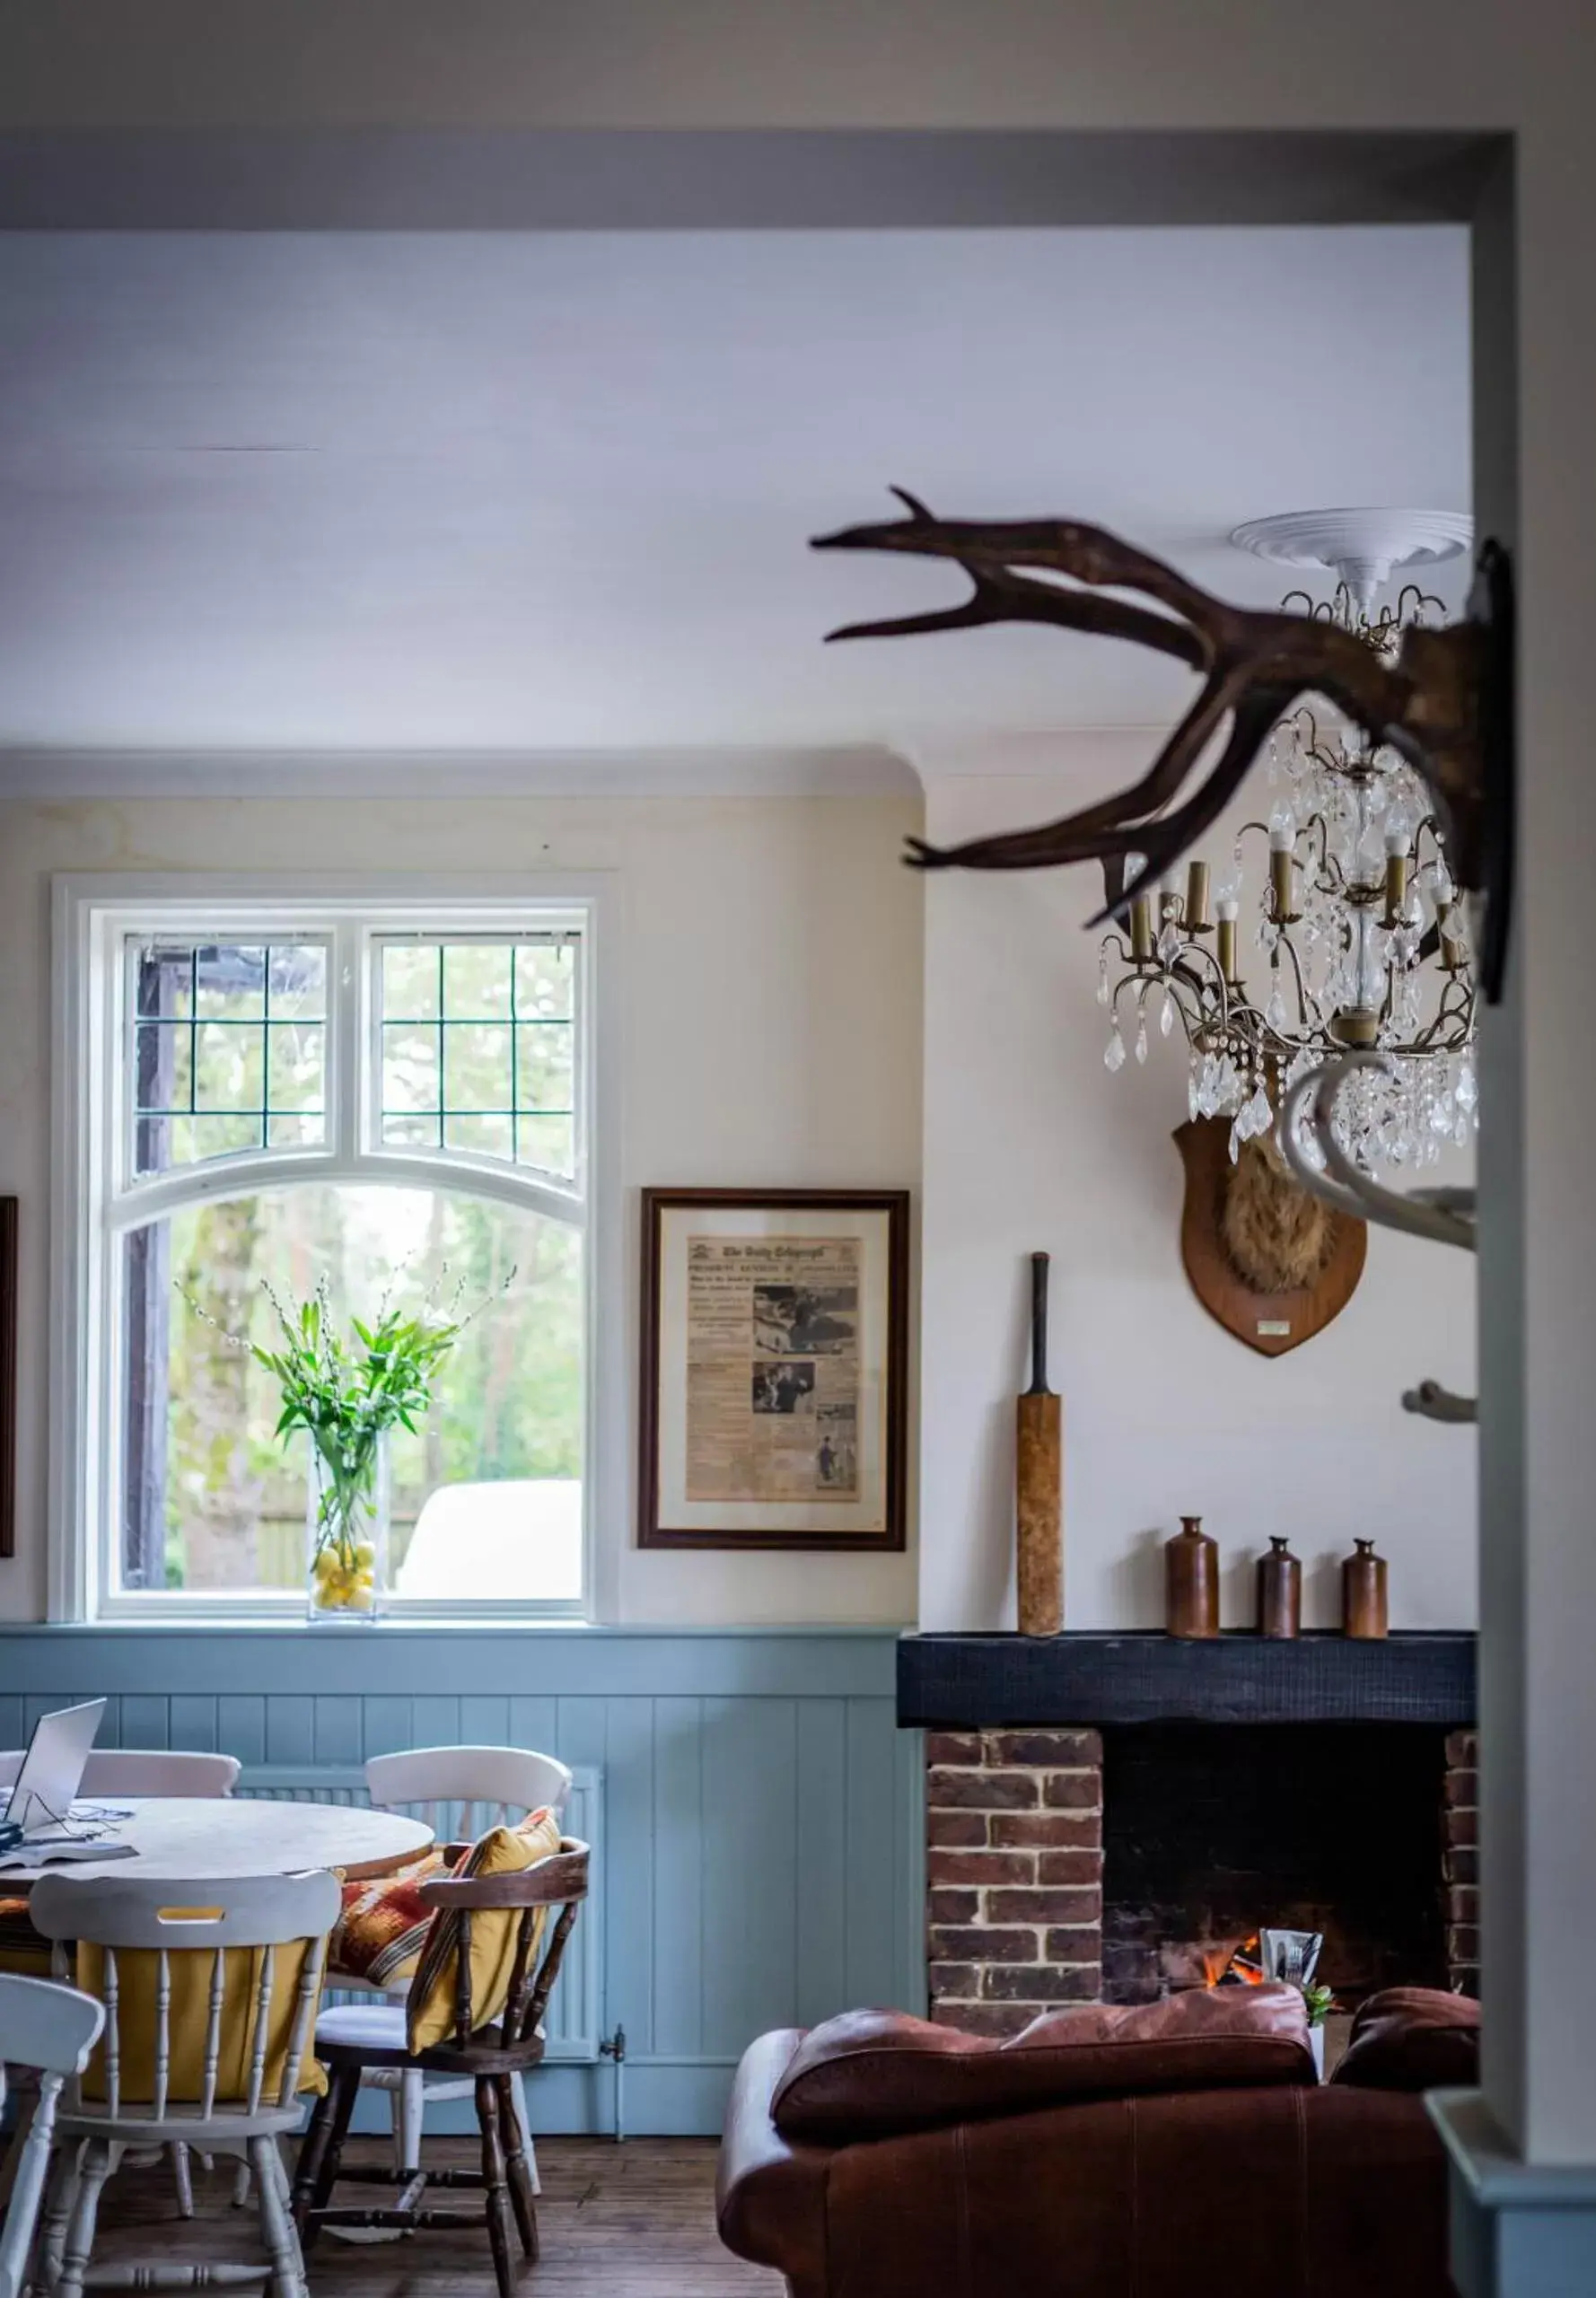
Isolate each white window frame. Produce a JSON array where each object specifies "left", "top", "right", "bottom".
[{"left": 49, "top": 873, "right": 619, "bottom": 1626}]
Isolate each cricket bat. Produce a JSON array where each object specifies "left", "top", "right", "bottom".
[{"left": 1015, "top": 1250, "right": 1063, "bottom": 1636}]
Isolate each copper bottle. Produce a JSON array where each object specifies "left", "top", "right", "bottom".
[
  {"left": 1165, "top": 1515, "right": 1220, "bottom": 1639},
  {"left": 1343, "top": 1539, "right": 1389, "bottom": 1639},
  {"left": 1258, "top": 1537, "right": 1302, "bottom": 1639}
]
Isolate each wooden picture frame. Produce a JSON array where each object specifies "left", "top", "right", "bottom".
[
  {"left": 0, "top": 1197, "right": 14, "bottom": 1559},
  {"left": 638, "top": 1188, "right": 909, "bottom": 1552}
]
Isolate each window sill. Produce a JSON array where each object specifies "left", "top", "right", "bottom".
[{"left": 76, "top": 1603, "right": 590, "bottom": 1630}]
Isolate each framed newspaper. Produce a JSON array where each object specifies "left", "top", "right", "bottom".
[{"left": 638, "top": 1188, "right": 909, "bottom": 1551}]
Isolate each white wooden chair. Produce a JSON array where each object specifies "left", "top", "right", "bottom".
[
  {"left": 0, "top": 1975, "right": 104, "bottom": 2298},
  {"left": 26, "top": 1868, "right": 339, "bottom": 2298},
  {"left": 357, "top": 1747, "right": 572, "bottom": 2186},
  {"left": 0, "top": 1751, "right": 241, "bottom": 1801},
  {"left": 0, "top": 1748, "right": 241, "bottom": 2220}
]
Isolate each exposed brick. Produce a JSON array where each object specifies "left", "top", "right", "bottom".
[
  {"left": 925, "top": 1732, "right": 985, "bottom": 1766},
  {"left": 928, "top": 1809, "right": 988, "bottom": 1849},
  {"left": 927, "top": 1961, "right": 980, "bottom": 2000},
  {"left": 926, "top": 1925, "right": 1040, "bottom": 1964},
  {"left": 991, "top": 1811, "right": 1101, "bottom": 1851},
  {"left": 1445, "top": 1730, "right": 1478, "bottom": 1768},
  {"left": 1037, "top": 1849, "right": 1105, "bottom": 1887},
  {"left": 982, "top": 1964, "right": 1100, "bottom": 2004},
  {"left": 1448, "top": 1925, "right": 1479, "bottom": 1961},
  {"left": 1044, "top": 1926, "right": 1103, "bottom": 1964},
  {"left": 1447, "top": 1885, "right": 1479, "bottom": 1925},
  {"left": 1444, "top": 1843, "right": 1478, "bottom": 1885},
  {"left": 1445, "top": 1808, "right": 1478, "bottom": 1847},
  {"left": 928, "top": 1767, "right": 1039, "bottom": 1811},
  {"left": 928, "top": 1888, "right": 980, "bottom": 1925},
  {"left": 1451, "top": 1966, "right": 1480, "bottom": 2000},
  {"left": 1042, "top": 1770, "right": 1101, "bottom": 1811},
  {"left": 1443, "top": 1768, "right": 1478, "bottom": 1808},
  {"left": 932, "top": 2001, "right": 1036, "bottom": 2037},
  {"left": 927, "top": 1849, "right": 1035, "bottom": 1888},
  {"left": 985, "top": 1886, "right": 1102, "bottom": 1925},
  {"left": 989, "top": 1730, "right": 1103, "bottom": 1769}
]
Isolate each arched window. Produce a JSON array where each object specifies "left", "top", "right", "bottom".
[{"left": 57, "top": 891, "right": 593, "bottom": 1619}]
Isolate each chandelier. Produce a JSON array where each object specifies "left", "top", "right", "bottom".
[{"left": 1097, "top": 510, "right": 1478, "bottom": 1172}]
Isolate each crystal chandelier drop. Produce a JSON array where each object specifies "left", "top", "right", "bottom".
[{"left": 1096, "top": 510, "right": 1478, "bottom": 1172}]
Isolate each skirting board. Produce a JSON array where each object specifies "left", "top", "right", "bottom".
[{"left": 1430, "top": 2091, "right": 1596, "bottom": 2298}]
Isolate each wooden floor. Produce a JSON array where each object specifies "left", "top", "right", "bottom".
[{"left": 87, "top": 2137, "right": 785, "bottom": 2298}]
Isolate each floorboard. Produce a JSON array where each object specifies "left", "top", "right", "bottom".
[{"left": 85, "top": 2136, "right": 785, "bottom": 2298}]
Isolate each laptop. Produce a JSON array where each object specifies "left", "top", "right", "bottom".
[{"left": 3, "top": 1697, "right": 108, "bottom": 1838}]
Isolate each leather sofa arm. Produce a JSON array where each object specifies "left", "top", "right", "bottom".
[{"left": 716, "top": 2028, "right": 829, "bottom": 2293}]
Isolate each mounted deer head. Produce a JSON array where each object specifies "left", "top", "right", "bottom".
[{"left": 811, "top": 491, "right": 1513, "bottom": 999}]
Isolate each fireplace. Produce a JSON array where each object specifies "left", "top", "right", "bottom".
[
  {"left": 1099, "top": 1722, "right": 1449, "bottom": 2004},
  {"left": 902, "top": 1631, "right": 1477, "bottom": 2036}
]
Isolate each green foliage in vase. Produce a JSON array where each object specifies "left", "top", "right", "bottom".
[
  {"left": 1302, "top": 1982, "right": 1336, "bottom": 2029},
  {"left": 252, "top": 1278, "right": 469, "bottom": 1576}
]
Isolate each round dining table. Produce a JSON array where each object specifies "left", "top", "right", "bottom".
[{"left": 4, "top": 1797, "right": 434, "bottom": 1890}]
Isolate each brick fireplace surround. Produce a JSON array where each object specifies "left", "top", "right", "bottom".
[
  {"left": 927, "top": 1728, "right": 1106, "bottom": 2034},
  {"left": 904, "top": 1634, "right": 1479, "bottom": 2038}
]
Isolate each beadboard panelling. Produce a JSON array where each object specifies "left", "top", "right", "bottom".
[{"left": 0, "top": 1627, "right": 922, "bottom": 2134}]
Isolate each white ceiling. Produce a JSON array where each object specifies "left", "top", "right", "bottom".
[{"left": 0, "top": 225, "right": 1470, "bottom": 757}]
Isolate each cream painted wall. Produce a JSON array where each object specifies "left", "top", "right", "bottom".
[
  {"left": 0, "top": 787, "right": 924, "bottom": 1627},
  {"left": 916, "top": 739, "right": 1478, "bottom": 1635}
]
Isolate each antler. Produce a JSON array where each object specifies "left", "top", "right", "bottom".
[{"left": 811, "top": 493, "right": 1508, "bottom": 968}]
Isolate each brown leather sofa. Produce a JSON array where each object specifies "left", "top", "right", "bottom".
[{"left": 717, "top": 1983, "right": 1478, "bottom": 2297}]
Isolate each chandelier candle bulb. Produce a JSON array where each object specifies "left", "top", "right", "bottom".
[
  {"left": 1128, "top": 890, "right": 1155, "bottom": 962},
  {"left": 1014, "top": 1251, "right": 1064, "bottom": 1636},
  {"left": 1268, "top": 826, "right": 1295, "bottom": 922},
  {"left": 1384, "top": 829, "right": 1412, "bottom": 926},
  {"left": 1185, "top": 859, "right": 1212, "bottom": 932},
  {"left": 1215, "top": 899, "right": 1241, "bottom": 985},
  {"left": 1438, "top": 902, "right": 1468, "bottom": 971}
]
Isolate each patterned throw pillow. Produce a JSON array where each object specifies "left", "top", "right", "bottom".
[{"left": 329, "top": 1849, "right": 452, "bottom": 1989}]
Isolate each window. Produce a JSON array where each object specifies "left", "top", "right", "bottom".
[{"left": 57, "top": 890, "right": 595, "bottom": 1620}]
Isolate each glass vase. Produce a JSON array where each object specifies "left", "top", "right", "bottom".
[{"left": 305, "top": 1434, "right": 390, "bottom": 1624}]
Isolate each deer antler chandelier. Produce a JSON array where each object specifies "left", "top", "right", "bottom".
[{"left": 811, "top": 493, "right": 1513, "bottom": 1021}]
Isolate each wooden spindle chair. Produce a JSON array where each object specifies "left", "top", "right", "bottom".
[
  {"left": 0, "top": 1976, "right": 104, "bottom": 2298},
  {"left": 354, "top": 1745, "right": 573, "bottom": 2186},
  {"left": 26, "top": 1868, "right": 339, "bottom": 2298},
  {"left": 0, "top": 1746, "right": 241, "bottom": 2220},
  {"left": 294, "top": 1837, "right": 589, "bottom": 2298}
]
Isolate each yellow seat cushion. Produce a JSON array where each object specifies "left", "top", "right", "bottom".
[
  {"left": 406, "top": 1807, "right": 564, "bottom": 2056},
  {"left": 77, "top": 1936, "right": 329, "bottom": 2102},
  {"left": 0, "top": 1895, "right": 51, "bottom": 1979}
]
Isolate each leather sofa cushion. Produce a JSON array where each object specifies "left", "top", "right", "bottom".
[
  {"left": 1331, "top": 1986, "right": 1480, "bottom": 2092},
  {"left": 772, "top": 1983, "right": 1315, "bottom": 2142}
]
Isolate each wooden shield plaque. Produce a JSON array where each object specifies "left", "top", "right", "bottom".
[{"left": 1174, "top": 1118, "right": 1366, "bottom": 1358}]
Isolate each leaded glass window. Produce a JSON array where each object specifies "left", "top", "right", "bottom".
[
  {"left": 378, "top": 935, "right": 577, "bottom": 1178},
  {"left": 129, "top": 939, "right": 329, "bottom": 1171},
  {"left": 67, "top": 893, "right": 592, "bottom": 1620}
]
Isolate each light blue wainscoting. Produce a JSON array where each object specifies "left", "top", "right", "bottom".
[{"left": 0, "top": 1627, "right": 925, "bottom": 2136}]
